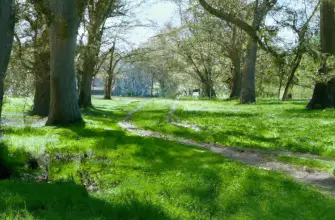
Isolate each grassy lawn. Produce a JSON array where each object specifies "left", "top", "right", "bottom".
[
  {"left": 1, "top": 98, "right": 335, "bottom": 219},
  {"left": 132, "top": 99, "right": 335, "bottom": 157}
]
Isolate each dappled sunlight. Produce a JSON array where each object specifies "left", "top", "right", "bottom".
[
  {"left": 131, "top": 99, "right": 335, "bottom": 157},
  {"left": 1, "top": 98, "right": 335, "bottom": 219}
]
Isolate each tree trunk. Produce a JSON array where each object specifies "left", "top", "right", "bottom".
[
  {"left": 160, "top": 80, "right": 166, "bottom": 97},
  {"left": 32, "top": 75, "right": 50, "bottom": 117},
  {"left": 0, "top": 0, "right": 15, "bottom": 121},
  {"left": 278, "top": 73, "right": 283, "bottom": 99},
  {"left": 31, "top": 50, "right": 50, "bottom": 117},
  {"left": 229, "top": 50, "right": 241, "bottom": 99},
  {"left": 202, "top": 81, "right": 216, "bottom": 98},
  {"left": 78, "top": 69, "right": 93, "bottom": 108},
  {"left": 104, "top": 76, "right": 112, "bottom": 99},
  {"left": 282, "top": 54, "right": 303, "bottom": 101},
  {"left": 307, "top": 0, "right": 335, "bottom": 109},
  {"left": 241, "top": 39, "right": 257, "bottom": 103},
  {"left": 307, "top": 78, "right": 335, "bottom": 109},
  {"left": 46, "top": 0, "right": 83, "bottom": 126},
  {"left": 150, "top": 73, "right": 154, "bottom": 97}
]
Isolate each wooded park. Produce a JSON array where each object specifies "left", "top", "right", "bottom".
[{"left": 0, "top": 0, "right": 335, "bottom": 219}]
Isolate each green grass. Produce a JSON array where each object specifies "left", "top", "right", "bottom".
[
  {"left": 131, "top": 99, "right": 335, "bottom": 157},
  {"left": 1, "top": 97, "right": 335, "bottom": 219},
  {"left": 276, "top": 156, "right": 335, "bottom": 173}
]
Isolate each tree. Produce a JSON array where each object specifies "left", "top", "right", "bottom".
[
  {"left": 307, "top": 0, "right": 335, "bottom": 109},
  {"left": 78, "top": 0, "right": 124, "bottom": 107},
  {"left": 215, "top": 23, "right": 246, "bottom": 99},
  {"left": 46, "top": 0, "right": 84, "bottom": 125},
  {"left": 267, "top": 0, "right": 320, "bottom": 100},
  {"left": 0, "top": 0, "right": 15, "bottom": 120},
  {"left": 102, "top": 41, "right": 123, "bottom": 99},
  {"left": 160, "top": 8, "right": 226, "bottom": 99},
  {"left": 199, "top": 0, "right": 277, "bottom": 103},
  {"left": 15, "top": 1, "right": 51, "bottom": 116}
]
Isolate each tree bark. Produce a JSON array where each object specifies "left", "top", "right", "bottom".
[
  {"left": 282, "top": 54, "right": 303, "bottom": 101},
  {"left": 32, "top": 75, "right": 50, "bottom": 117},
  {"left": 150, "top": 73, "right": 155, "bottom": 97},
  {"left": 104, "top": 76, "right": 112, "bottom": 99},
  {"left": 78, "top": 67, "right": 93, "bottom": 108},
  {"left": 229, "top": 50, "right": 241, "bottom": 99},
  {"left": 199, "top": 0, "right": 276, "bottom": 104},
  {"left": 46, "top": 0, "right": 83, "bottom": 126},
  {"left": 202, "top": 81, "right": 216, "bottom": 98},
  {"left": 31, "top": 49, "right": 50, "bottom": 117},
  {"left": 307, "top": 0, "right": 335, "bottom": 109},
  {"left": 241, "top": 39, "right": 257, "bottom": 103},
  {"left": 0, "top": 0, "right": 15, "bottom": 121},
  {"left": 307, "top": 78, "right": 335, "bottom": 109}
]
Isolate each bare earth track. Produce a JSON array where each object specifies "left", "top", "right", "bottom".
[{"left": 119, "top": 104, "right": 335, "bottom": 195}]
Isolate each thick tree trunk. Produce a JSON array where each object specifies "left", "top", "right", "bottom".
[
  {"left": 104, "top": 76, "right": 112, "bottom": 99},
  {"left": 31, "top": 51, "right": 50, "bottom": 117},
  {"left": 307, "top": 78, "right": 335, "bottom": 109},
  {"left": 202, "top": 81, "right": 216, "bottom": 98},
  {"left": 0, "top": 0, "right": 15, "bottom": 121},
  {"left": 32, "top": 75, "right": 50, "bottom": 117},
  {"left": 78, "top": 70, "right": 93, "bottom": 108},
  {"left": 281, "top": 80, "right": 292, "bottom": 101},
  {"left": 307, "top": 0, "right": 335, "bottom": 109},
  {"left": 46, "top": 0, "right": 83, "bottom": 126},
  {"left": 241, "top": 39, "right": 257, "bottom": 103},
  {"left": 229, "top": 51, "right": 241, "bottom": 99}
]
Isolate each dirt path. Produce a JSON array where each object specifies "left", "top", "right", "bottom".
[
  {"left": 167, "top": 104, "right": 201, "bottom": 132},
  {"left": 118, "top": 106, "right": 335, "bottom": 195},
  {"left": 166, "top": 106, "right": 335, "bottom": 162}
]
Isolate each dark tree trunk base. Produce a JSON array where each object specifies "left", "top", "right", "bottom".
[
  {"left": 103, "top": 77, "right": 112, "bottom": 100},
  {"left": 281, "top": 93, "right": 293, "bottom": 101},
  {"left": 31, "top": 77, "right": 50, "bottom": 117},
  {"left": 202, "top": 83, "right": 216, "bottom": 99},
  {"left": 307, "top": 78, "right": 335, "bottom": 109},
  {"left": 78, "top": 74, "right": 93, "bottom": 108},
  {"left": 229, "top": 83, "right": 240, "bottom": 99},
  {"left": 45, "top": 117, "right": 85, "bottom": 127},
  {"left": 241, "top": 88, "right": 256, "bottom": 104}
]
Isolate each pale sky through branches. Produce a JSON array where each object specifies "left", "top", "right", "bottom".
[
  {"left": 125, "top": 0, "right": 318, "bottom": 49},
  {"left": 127, "top": 1, "right": 180, "bottom": 47}
]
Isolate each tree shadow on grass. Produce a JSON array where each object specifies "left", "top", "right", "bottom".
[
  {"left": 284, "top": 108, "right": 335, "bottom": 119},
  {"left": 0, "top": 180, "right": 171, "bottom": 220},
  {"left": 2, "top": 124, "right": 335, "bottom": 219},
  {"left": 174, "top": 110, "right": 259, "bottom": 118},
  {"left": 3, "top": 103, "right": 335, "bottom": 219}
]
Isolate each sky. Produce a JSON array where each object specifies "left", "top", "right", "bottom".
[
  {"left": 126, "top": 1, "right": 180, "bottom": 48},
  {"left": 117, "top": 0, "right": 318, "bottom": 50}
]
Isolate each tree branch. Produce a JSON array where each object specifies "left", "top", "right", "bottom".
[{"left": 198, "top": 0, "right": 257, "bottom": 38}]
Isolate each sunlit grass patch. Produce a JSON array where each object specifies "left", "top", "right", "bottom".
[
  {"left": 132, "top": 99, "right": 335, "bottom": 157},
  {"left": 1, "top": 98, "right": 335, "bottom": 219}
]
